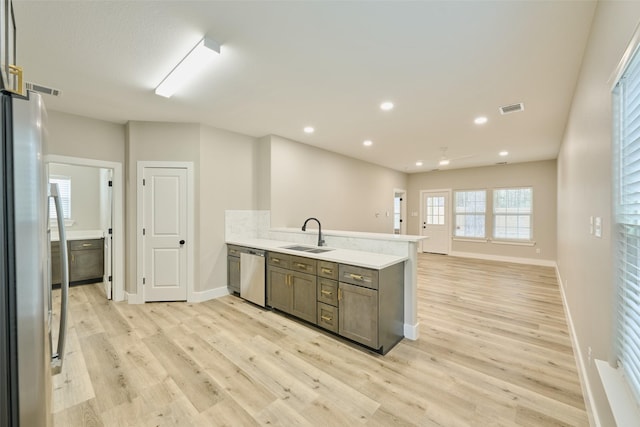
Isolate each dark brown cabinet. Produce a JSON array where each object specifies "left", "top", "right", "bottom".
[
  {"left": 265, "top": 248, "right": 405, "bottom": 354},
  {"left": 227, "top": 245, "right": 243, "bottom": 294},
  {"left": 69, "top": 239, "right": 104, "bottom": 282},
  {"left": 51, "top": 241, "right": 61, "bottom": 285},
  {"left": 338, "top": 282, "right": 379, "bottom": 349},
  {"left": 50, "top": 238, "right": 104, "bottom": 285},
  {"left": 337, "top": 262, "right": 404, "bottom": 354},
  {"left": 267, "top": 254, "right": 317, "bottom": 324}
]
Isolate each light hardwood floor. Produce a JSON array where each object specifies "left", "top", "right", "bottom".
[{"left": 52, "top": 254, "right": 589, "bottom": 426}]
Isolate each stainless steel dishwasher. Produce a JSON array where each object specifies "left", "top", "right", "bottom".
[{"left": 240, "top": 249, "right": 266, "bottom": 307}]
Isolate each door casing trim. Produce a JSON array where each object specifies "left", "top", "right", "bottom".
[
  {"left": 45, "top": 155, "right": 124, "bottom": 302},
  {"left": 137, "top": 161, "right": 195, "bottom": 303}
]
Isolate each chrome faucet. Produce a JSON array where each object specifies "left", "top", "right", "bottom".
[{"left": 302, "top": 217, "right": 325, "bottom": 246}]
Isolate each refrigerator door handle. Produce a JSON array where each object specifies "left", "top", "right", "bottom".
[{"left": 49, "top": 183, "right": 69, "bottom": 374}]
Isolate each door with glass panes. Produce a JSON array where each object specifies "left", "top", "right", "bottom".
[{"left": 421, "top": 191, "right": 450, "bottom": 254}]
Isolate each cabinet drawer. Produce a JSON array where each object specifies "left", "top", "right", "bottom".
[
  {"left": 317, "top": 278, "right": 338, "bottom": 306},
  {"left": 318, "top": 261, "right": 338, "bottom": 280},
  {"left": 290, "top": 255, "right": 316, "bottom": 275},
  {"left": 69, "top": 238, "right": 103, "bottom": 251},
  {"left": 227, "top": 245, "right": 244, "bottom": 257},
  {"left": 339, "top": 264, "right": 379, "bottom": 290},
  {"left": 268, "top": 252, "right": 291, "bottom": 269},
  {"left": 317, "top": 302, "right": 338, "bottom": 333}
]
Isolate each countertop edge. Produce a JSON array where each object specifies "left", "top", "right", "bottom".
[
  {"left": 269, "top": 227, "right": 427, "bottom": 243},
  {"left": 226, "top": 238, "right": 407, "bottom": 270}
]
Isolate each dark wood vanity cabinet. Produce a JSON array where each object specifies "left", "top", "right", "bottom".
[{"left": 50, "top": 238, "right": 104, "bottom": 285}]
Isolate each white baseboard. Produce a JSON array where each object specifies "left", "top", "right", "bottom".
[
  {"left": 125, "top": 291, "right": 144, "bottom": 304},
  {"left": 449, "top": 250, "right": 556, "bottom": 267},
  {"left": 404, "top": 322, "right": 419, "bottom": 340},
  {"left": 555, "top": 266, "right": 601, "bottom": 427},
  {"left": 188, "top": 286, "right": 229, "bottom": 303}
]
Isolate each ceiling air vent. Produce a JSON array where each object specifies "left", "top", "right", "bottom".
[
  {"left": 495, "top": 161, "right": 508, "bottom": 165},
  {"left": 25, "top": 82, "right": 62, "bottom": 97},
  {"left": 499, "top": 102, "right": 524, "bottom": 115}
]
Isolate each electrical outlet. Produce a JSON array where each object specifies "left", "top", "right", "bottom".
[
  {"left": 536, "top": 248, "right": 541, "bottom": 254},
  {"left": 588, "top": 346, "right": 592, "bottom": 365}
]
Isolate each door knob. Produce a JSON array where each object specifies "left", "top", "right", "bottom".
[{"left": 179, "top": 240, "right": 185, "bottom": 245}]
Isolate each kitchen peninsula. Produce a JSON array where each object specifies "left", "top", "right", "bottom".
[{"left": 225, "top": 210, "right": 425, "bottom": 350}]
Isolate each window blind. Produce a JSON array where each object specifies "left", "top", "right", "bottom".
[
  {"left": 493, "top": 187, "right": 532, "bottom": 240},
  {"left": 454, "top": 190, "right": 486, "bottom": 238},
  {"left": 49, "top": 177, "right": 71, "bottom": 220},
  {"left": 613, "top": 43, "right": 640, "bottom": 406}
]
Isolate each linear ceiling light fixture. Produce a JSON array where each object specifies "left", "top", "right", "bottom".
[{"left": 155, "top": 36, "right": 221, "bottom": 98}]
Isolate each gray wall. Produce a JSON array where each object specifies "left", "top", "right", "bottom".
[
  {"left": 268, "top": 135, "right": 409, "bottom": 233},
  {"left": 408, "top": 160, "right": 557, "bottom": 262},
  {"left": 199, "top": 124, "right": 257, "bottom": 293},
  {"left": 557, "top": 2, "right": 640, "bottom": 425},
  {"left": 47, "top": 110, "right": 125, "bottom": 164},
  {"left": 125, "top": 121, "right": 201, "bottom": 293}
]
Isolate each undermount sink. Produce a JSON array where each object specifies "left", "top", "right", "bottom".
[{"left": 282, "top": 245, "right": 334, "bottom": 254}]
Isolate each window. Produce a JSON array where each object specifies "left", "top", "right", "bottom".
[
  {"left": 613, "top": 44, "right": 640, "bottom": 405},
  {"left": 493, "top": 187, "right": 532, "bottom": 240},
  {"left": 454, "top": 190, "right": 486, "bottom": 238},
  {"left": 426, "top": 196, "right": 445, "bottom": 225},
  {"left": 48, "top": 176, "right": 71, "bottom": 220}
]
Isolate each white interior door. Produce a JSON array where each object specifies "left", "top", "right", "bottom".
[
  {"left": 394, "top": 189, "right": 407, "bottom": 235},
  {"left": 143, "top": 167, "right": 188, "bottom": 301},
  {"left": 100, "top": 168, "right": 113, "bottom": 299},
  {"left": 421, "top": 190, "right": 450, "bottom": 254}
]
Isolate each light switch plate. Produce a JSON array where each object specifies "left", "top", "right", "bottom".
[{"left": 595, "top": 216, "right": 602, "bottom": 238}]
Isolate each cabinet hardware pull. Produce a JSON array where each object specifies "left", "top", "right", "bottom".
[
  {"left": 71, "top": 254, "right": 75, "bottom": 263},
  {"left": 272, "top": 258, "right": 280, "bottom": 263},
  {"left": 321, "top": 315, "right": 332, "bottom": 322},
  {"left": 287, "top": 274, "right": 292, "bottom": 286},
  {"left": 296, "top": 263, "right": 306, "bottom": 269},
  {"left": 338, "top": 288, "right": 342, "bottom": 301},
  {"left": 321, "top": 268, "right": 333, "bottom": 274},
  {"left": 349, "top": 273, "right": 364, "bottom": 280},
  {"left": 321, "top": 290, "right": 333, "bottom": 296},
  {"left": 82, "top": 243, "right": 92, "bottom": 247}
]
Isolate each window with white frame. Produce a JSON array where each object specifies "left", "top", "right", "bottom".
[
  {"left": 454, "top": 190, "right": 486, "bottom": 238},
  {"left": 613, "top": 42, "right": 640, "bottom": 406},
  {"left": 493, "top": 187, "right": 532, "bottom": 240},
  {"left": 426, "top": 196, "right": 445, "bottom": 225},
  {"left": 48, "top": 176, "right": 71, "bottom": 220}
]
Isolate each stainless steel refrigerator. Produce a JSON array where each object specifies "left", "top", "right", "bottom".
[{"left": 0, "top": 91, "right": 69, "bottom": 426}]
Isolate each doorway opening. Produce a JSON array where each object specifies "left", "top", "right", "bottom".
[
  {"left": 45, "top": 155, "right": 124, "bottom": 301},
  {"left": 393, "top": 189, "right": 407, "bottom": 235}
]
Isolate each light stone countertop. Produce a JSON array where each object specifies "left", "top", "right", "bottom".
[
  {"left": 226, "top": 238, "right": 407, "bottom": 270},
  {"left": 50, "top": 229, "right": 105, "bottom": 242}
]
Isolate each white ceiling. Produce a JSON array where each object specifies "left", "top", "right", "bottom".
[{"left": 13, "top": 0, "right": 597, "bottom": 173}]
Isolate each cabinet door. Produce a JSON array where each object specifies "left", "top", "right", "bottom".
[
  {"left": 70, "top": 248, "right": 104, "bottom": 282},
  {"left": 339, "top": 282, "right": 379, "bottom": 349},
  {"left": 267, "top": 266, "right": 291, "bottom": 312},
  {"left": 50, "top": 241, "right": 61, "bottom": 285},
  {"left": 227, "top": 256, "right": 240, "bottom": 293},
  {"left": 290, "top": 271, "right": 317, "bottom": 323}
]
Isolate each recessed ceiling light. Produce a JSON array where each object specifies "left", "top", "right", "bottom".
[
  {"left": 416, "top": 161, "right": 423, "bottom": 167},
  {"left": 303, "top": 126, "right": 314, "bottom": 134},
  {"left": 474, "top": 116, "right": 488, "bottom": 125},
  {"left": 499, "top": 150, "right": 509, "bottom": 156},
  {"left": 439, "top": 159, "right": 450, "bottom": 166},
  {"left": 363, "top": 140, "right": 373, "bottom": 147},
  {"left": 380, "top": 101, "right": 394, "bottom": 111}
]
